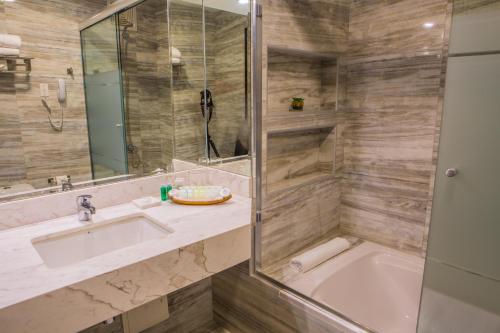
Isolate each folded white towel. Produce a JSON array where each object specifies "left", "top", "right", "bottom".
[
  {"left": 0, "top": 48, "right": 20, "bottom": 56},
  {"left": 290, "top": 237, "right": 350, "bottom": 273},
  {"left": 0, "top": 34, "right": 22, "bottom": 49},
  {"left": 171, "top": 47, "right": 181, "bottom": 59},
  {"left": 172, "top": 57, "right": 181, "bottom": 65}
]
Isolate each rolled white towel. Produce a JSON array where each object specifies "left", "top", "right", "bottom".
[
  {"left": 290, "top": 237, "right": 350, "bottom": 273},
  {"left": 0, "top": 34, "right": 22, "bottom": 49},
  {"left": 0, "top": 48, "right": 20, "bottom": 56},
  {"left": 171, "top": 46, "right": 181, "bottom": 59}
]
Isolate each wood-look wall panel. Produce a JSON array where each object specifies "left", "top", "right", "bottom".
[
  {"left": 340, "top": 0, "right": 449, "bottom": 253},
  {"left": 348, "top": 0, "right": 448, "bottom": 62},
  {"left": 264, "top": 0, "right": 350, "bottom": 54}
]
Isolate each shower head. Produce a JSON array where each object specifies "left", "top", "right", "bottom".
[{"left": 121, "top": 26, "right": 130, "bottom": 40}]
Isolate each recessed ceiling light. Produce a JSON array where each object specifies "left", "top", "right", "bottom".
[
  {"left": 423, "top": 22, "right": 435, "bottom": 29},
  {"left": 238, "top": 0, "right": 249, "bottom": 4}
]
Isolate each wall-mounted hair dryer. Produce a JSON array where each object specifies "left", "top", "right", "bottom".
[
  {"left": 40, "top": 78, "right": 66, "bottom": 132},
  {"left": 57, "top": 79, "right": 66, "bottom": 104}
]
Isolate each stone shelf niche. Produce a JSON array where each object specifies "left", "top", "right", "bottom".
[
  {"left": 267, "top": 46, "right": 338, "bottom": 117},
  {"left": 266, "top": 126, "right": 336, "bottom": 194}
]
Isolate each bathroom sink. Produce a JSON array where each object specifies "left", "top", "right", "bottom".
[{"left": 32, "top": 214, "right": 173, "bottom": 268}]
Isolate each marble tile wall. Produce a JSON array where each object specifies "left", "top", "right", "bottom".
[
  {"left": 339, "top": 0, "right": 449, "bottom": 253},
  {"left": 0, "top": 0, "right": 108, "bottom": 189}
]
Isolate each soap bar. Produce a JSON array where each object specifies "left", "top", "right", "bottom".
[{"left": 132, "top": 196, "right": 162, "bottom": 209}]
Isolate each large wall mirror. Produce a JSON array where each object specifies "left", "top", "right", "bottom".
[{"left": 0, "top": 0, "right": 251, "bottom": 202}]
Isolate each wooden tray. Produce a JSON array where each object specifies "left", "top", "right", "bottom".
[{"left": 168, "top": 186, "right": 232, "bottom": 205}]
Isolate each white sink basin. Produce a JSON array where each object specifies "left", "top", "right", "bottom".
[{"left": 32, "top": 214, "right": 173, "bottom": 268}]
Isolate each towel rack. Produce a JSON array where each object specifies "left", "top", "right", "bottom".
[{"left": 0, "top": 56, "right": 33, "bottom": 75}]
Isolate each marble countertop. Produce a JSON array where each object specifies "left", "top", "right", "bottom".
[{"left": 0, "top": 195, "right": 251, "bottom": 310}]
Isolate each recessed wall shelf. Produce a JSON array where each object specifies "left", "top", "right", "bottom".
[
  {"left": 266, "top": 126, "right": 336, "bottom": 194},
  {"left": 267, "top": 47, "right": 339, "bottom": 116},
  {"left": 0, "top": 56, "right": 33, "bottom": 75},
  {"left": 266, "top": 112, "right": 337, "bottom": 134}
]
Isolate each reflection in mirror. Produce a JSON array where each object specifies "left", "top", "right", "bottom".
[
  {"left": 203, "top": 0, "right": 252, "bottom": 176},
  {"left": 0, "top": 0, "right": 251, "bottom": 203},
  {"left": 117, "top": 0, "right": 172, "bottom": 177},
  {"left": 0, "top": 0, "right": 111, "bottom": 201},
  {"left": 169, "top": 0, "right": 205, "bottom": 164},
  {"left": 82, "top": 0, "right": 172, "bottom": 180}
]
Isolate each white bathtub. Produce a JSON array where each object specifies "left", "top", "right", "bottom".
[{"left": 288, "top": 241, "right": 424, "bottom": 333}]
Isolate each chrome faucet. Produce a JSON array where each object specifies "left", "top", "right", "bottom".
[
  {"left": 61, "top": 177, "right": 73, "bottom": 192},
  {"left": 76, "top": 194, "right": 96, "bottom": 222}
]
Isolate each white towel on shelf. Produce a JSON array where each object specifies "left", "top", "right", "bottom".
[
  {"left": 171, "top": 57, "right": 181, "bottom": 65},
  {"left": 290, "top": 237, "right": 350, "bottom": 273},
  {"left": 0, "top": 48, "right": 20, "bottom": 56},
  {"left": 171, "top": 46, "right": 181, "bottom": 59},
  {"left": 0, "top": 34, "right": 22, "bottom": 49}
]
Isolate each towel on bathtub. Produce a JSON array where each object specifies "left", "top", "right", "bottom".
[
  {"left": 171, "top": 46, "right": 181, "bottom": 59},
  {"left": 0, "top": 47, "right": 20, "bottom": 56},
  {"left": 0, "top": 34, "right": 22, "bottom": 49},
  {"left": 290, "top": 237, "right": 350, "bottom": 273}
]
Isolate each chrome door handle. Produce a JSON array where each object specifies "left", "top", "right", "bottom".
[
  {"left": 445, "top": 168, "right": 457, "bottom": 177},
  {"left": 116, "top": 123, "right": 123, "bottom": 127}
]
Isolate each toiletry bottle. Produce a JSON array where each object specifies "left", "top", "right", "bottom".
[{"left": 160, "top": 185, "right": 168, "bottom": 201}]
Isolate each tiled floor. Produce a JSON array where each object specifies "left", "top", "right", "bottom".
[{"left": 193, "top": 321, "right": 231, "bottom": 333}]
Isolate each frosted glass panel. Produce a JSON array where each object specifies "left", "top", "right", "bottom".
[
  {"left": 425, "top": 54, "right": 500, "bottom": 279},
  {"left": 450, "top": 1, "right": 500, "bottom": 54}
]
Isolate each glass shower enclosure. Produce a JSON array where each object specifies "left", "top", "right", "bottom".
[{"left": 81, "top": 16, "right": 128, "bottom": 179}]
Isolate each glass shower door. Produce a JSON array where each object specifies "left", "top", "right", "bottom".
[
  {"left": 418, "top": 2, "right": 500, "bottom": 331},
  {"left": 81, "top": 16, "right": 128, "bottom": 179}
]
